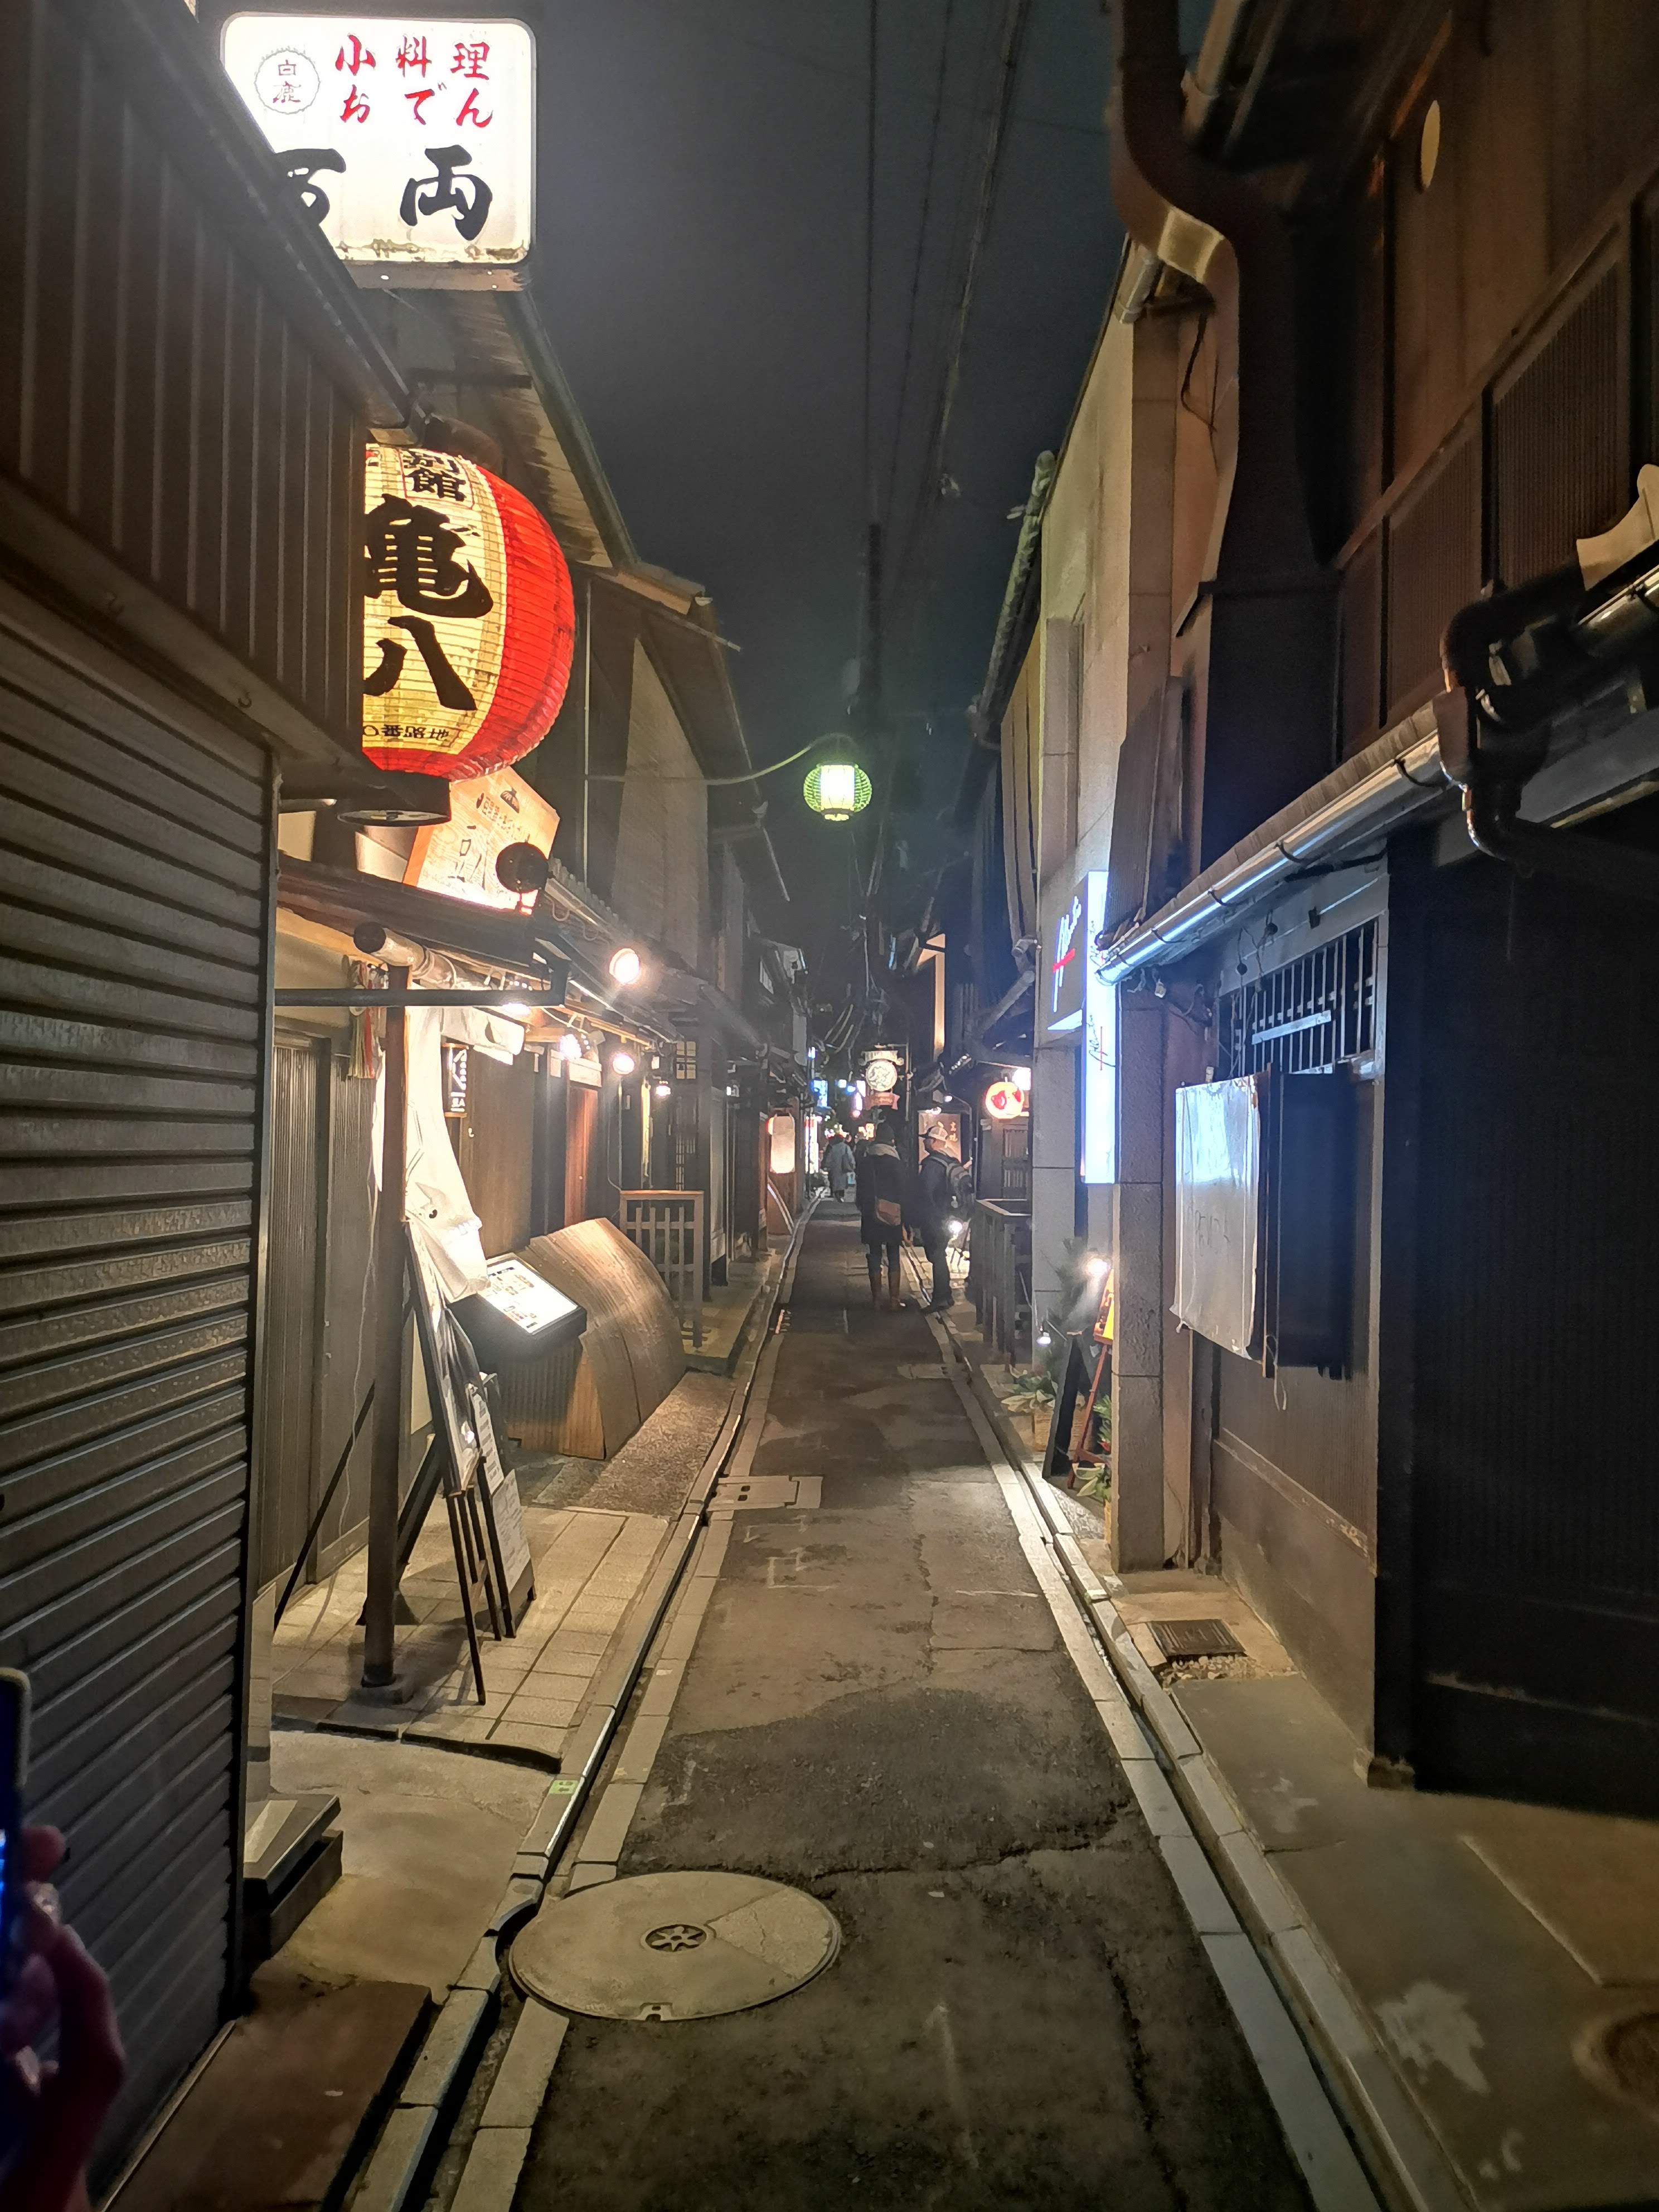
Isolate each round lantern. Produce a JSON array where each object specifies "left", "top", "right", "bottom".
[
  {"left": 803, "top": 751, "right": 872, "bottom": 822},
  {"left": 864, "top": 1055, "right": 899, "bottom": 1093},
  {"left": 361, "top": 443, "right": 575, "bottom": 779},
  {"left": 984, "top": 1078, "right": 1029, "bottom": 1122}
]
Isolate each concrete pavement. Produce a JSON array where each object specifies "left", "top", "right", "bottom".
[{"left": 512, "top": 1211, "right": 1326, "bottom": 2211}]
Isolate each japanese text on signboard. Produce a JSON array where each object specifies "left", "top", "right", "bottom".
[{"left": 221, "top": 16, "right": 533, "bottom": 270}]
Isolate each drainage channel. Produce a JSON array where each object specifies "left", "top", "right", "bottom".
[
  {"left": 905, "top": 1253, "right": 1452, "bottom": 2212},
  {"left": 347, "top": 1203, "right": 819, "bottom": 2212}
]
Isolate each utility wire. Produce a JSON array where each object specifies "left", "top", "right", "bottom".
[
  {"left": 885, "top": 0, "right": 957, "bottom": 522},
  {"left": 886, "top": 0, "right": 1035, "bottom": 634}
]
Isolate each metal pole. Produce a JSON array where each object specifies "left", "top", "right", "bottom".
[{"left": 361, "top": 970, "right": 409, "bottom": 1695}]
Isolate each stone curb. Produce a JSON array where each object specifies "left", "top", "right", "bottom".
[
  {"left": 929, "top": 1306, "right": 1467, "bottom": 2212},
  {"left": 342, "top": 1202, "right": 818, "bottom": 2212}
]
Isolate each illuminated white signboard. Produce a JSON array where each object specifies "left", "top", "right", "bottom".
[
  {"left": 222, "top": 16, "right": 535, "bottom": 279},
  {"left": 1047, "top": 887, "right": 1084, "bottom": 1032},
  {"left": 1082, "top": 870, "right": 1117, "bottom": 1184}
]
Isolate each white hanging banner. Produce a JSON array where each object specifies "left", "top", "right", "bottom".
[
  {"left": 374, "top": 1005, "right": 490, "bottom": 1298},
  {"left": 222, "top": 14, "right": 535, "bottom": 281}
]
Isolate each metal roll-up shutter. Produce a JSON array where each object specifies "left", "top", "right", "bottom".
[{"left": 0, "top": 584, "right": 273, "bottom": 2174}]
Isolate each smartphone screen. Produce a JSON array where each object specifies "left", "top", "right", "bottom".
[{"left": 0, "top": 1671, "right": 28, "bottom": 2000}]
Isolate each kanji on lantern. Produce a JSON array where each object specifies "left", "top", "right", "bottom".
[{"left": 361, "top": 444, "right": 575, "bottom": 781}]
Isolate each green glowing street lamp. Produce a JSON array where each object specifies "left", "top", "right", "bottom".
[{"left": 803, "top": 743, "right": 872, "bottom": 823}]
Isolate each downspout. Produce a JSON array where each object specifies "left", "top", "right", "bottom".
[{"left": 1112, "top": 0, "right": 1318, "bottom": 590}]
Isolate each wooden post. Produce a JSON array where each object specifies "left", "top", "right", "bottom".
[{"left": 361, "top": 971, "right": 409, "bottom": 1695}]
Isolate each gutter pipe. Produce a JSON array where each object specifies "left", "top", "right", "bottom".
[{"left": 1096, "top": 706, "right": 1446, "bottom": 983}]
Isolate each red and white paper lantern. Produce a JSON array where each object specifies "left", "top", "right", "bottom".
[{"left": 361, "top": 442, "right": 575, "bottom": 779}]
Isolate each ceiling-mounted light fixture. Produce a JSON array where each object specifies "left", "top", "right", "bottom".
[
  {"left": 611, "top": 1049, "right": 637, "bottom": 1076},
  {"left": 609, "top": 947, "right": 642, "bottom": 987}
]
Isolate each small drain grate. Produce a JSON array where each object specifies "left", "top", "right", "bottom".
[
  {"left": 644, "top": 1923, "right": 708, "bottom": 1953},
  {"left": 1148, "top": 1618, "right": 1244, "bottom": 1660}
]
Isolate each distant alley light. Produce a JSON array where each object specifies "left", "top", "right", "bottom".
[
  {"left": 653, "top": 1081, "right": 672, "bottom": 1099},
  {"left": 803, "top": 756, "right": 871, "bottom": 823},
  {"left": 557, "top": 1030, "right": 583, "bottom": 1060},
  {"left": 610, "top": 1050, "right": 637, "bottom": 1076},
  {"left": 609, "top": 945, "right": 643, "bottom": 986}
]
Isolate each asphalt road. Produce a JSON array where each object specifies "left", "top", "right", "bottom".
[{"left": 518, "top": 1210, "right": 1313, "bottom": 2211}]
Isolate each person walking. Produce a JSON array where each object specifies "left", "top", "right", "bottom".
[
  {"left": 823, "top": 1127, "right": 855, "bottom": 1204},
  {"left": 855, "top": 1114, "right": 906, "bottom": 1310},
  {"left": 914, "top": 1124, "right": 958, "bottom": 1313}
]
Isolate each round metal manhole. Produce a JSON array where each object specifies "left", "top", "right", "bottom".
[
  {"left": 511, "top": 1871, "right": 841, "bottom": 2022},
  {"left": 1579, "top": 2010, "right": 1659, "bottom": 2118}
]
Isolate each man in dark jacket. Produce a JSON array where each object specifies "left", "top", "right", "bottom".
[
  {"left": 855, "top": 1115, "right": 906, "bottom": 1309},
  {"left": 913, "top": 1126, "right": 958, "bottom": 1313}
]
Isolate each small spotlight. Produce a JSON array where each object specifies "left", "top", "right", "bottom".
[
  {"left": 611, "top": 1050, "right": 637, "bottom": 1076},
  {"left": 653, "top": 1081, "right": 672, "bottom": 1099},
  {"left": 948, "top": 1218, "right": 964, "bottom": 1237},
  {"left": 608, "top": 946, "right": 642, "bottom": 987},
  {"left": 1013, "top": 1065, "right": 1032, "bottom": 1087},
  {"left": 501, "top": 1000, "right": 535, "bottom": 1020},
  {"left": 1036, "top": 1329, "right": 1052, "bottom": 1348},
  {"left": 1086, "top": 1255, "right": 1109, "bottom": 1280},
  {"left": 557, "top": 1031, "right": 583, "bottom": 1061}
]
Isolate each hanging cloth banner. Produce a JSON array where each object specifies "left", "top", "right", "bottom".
[{"left": 375, "top": 1004, "right": 490, "bottom": 1297}]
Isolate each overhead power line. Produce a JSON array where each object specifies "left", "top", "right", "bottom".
[{"left": 887, "top": 0, "right": 1036, "bottom": 633}]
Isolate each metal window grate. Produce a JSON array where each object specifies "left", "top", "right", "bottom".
[
  {"left": 1218, "top": 920, "right": 1378, "bottom": 1077},
  {"left": 673, "top": 1039, "right": 698, "bottom": 1081}
]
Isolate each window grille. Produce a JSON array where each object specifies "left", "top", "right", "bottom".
[
  {"left": 673, "top": 1039, "right": 698, "bottom": 1081},
  {"left": 1217, "top": 920, "right": 1377, "bottom": 1078}
]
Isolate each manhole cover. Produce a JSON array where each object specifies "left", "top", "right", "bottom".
[
  {"left": 1581, "top": 2011, "right": 1659, "bottom": 2116},
  {"left": 512, "top": 1871, "right": 841, "bottom": 2021},
  {"left": 1148, "top": 1617, "right": 1244, "bottom": 1660}
]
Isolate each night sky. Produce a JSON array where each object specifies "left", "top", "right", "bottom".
[{"left": 527, "top": 0, "right": 1124, "bottom": 955}]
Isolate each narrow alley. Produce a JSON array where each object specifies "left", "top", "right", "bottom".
[{"left": 502, "top": 1206, "right": 1342, "bottom": 2212}]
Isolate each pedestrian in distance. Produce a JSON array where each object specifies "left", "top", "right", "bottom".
[
  {"left": 855, "top": 1113, "right": 906, "bottom": 1310},
  {"left": 822, "top": 1127, "right": 855, "bottom": 1204},
  {"left": 914, "top": 1124, "right": 958, "bottom": 1313}
]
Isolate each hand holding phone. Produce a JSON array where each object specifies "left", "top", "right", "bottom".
[{"left": 0, "top": 1672, "right": 126, "bottom": 2212}]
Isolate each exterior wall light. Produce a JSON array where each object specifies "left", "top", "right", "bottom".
[
  {"left": 653, "top": 1081, "right": 672, "bottom": 1099},
  {"left": 557, "top": 1030, "right": 583, "bottom": 1060},
  {"left": 609, "top": 946, "right": 643, "bottom": 986},
  {"left": 611, "top": 1050, "right": 637, "bottom": 1076}
]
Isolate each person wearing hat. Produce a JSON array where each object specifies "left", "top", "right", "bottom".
[{"left": 914, "top": 1124, "right": 959, "bottom": 1313}]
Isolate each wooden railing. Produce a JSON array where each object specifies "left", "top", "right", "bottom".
[
  {"left": 619, "top": 1190, "right": 705, "bottom": 1348},
  {"left": 967, "top": 1200, "right": 1030, "bottom": 1365}
]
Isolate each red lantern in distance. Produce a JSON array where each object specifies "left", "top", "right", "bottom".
[{"left": 361, "top": 443, "right": 575, "bottom": 780}]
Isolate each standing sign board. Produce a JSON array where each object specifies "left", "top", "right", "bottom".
[{"left": 222, "top": 16, "right": 535, "bottom": 284}]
